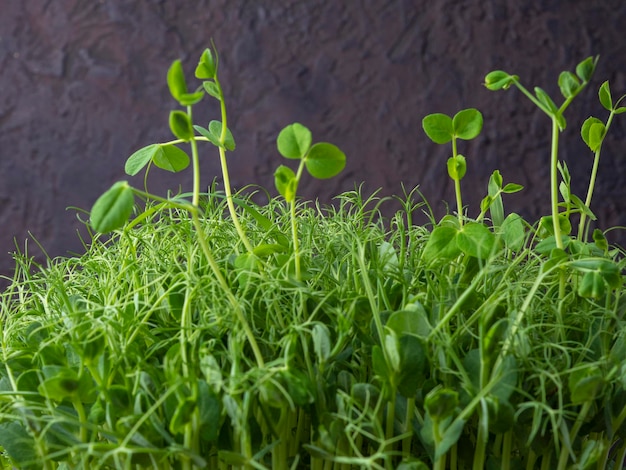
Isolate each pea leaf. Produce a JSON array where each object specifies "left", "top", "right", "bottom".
[
  {"left": 456, "top": 222, "right": 496, "bottom": 259},
  {"left": 277, "top": 123, "right": 312, "bottom": 159},
  {"left": 581, "top": 117, "right": 606, "bottom": 152},
  {"left": 203, "top": 81, "right": 221, "bottom": 100},
  {"left": 0, "top": 422, "right": 37, "bottom": 469},
  {"left": 125, "top": 144, "right": 160, "bottom": 176},
  {"left": 209, "top": 120, "right": 236, "bottom": 151},
  {"left": 169, "top": 110, "right": 194, "bottom": 141},
  {"left": 484, "top": 70, "right": 517, "bottom": 90},
  {"left": 447, "top": 154, "right": 466, "bottom": 181},
  {"left": 558, "top": 71, "right": 580, "bottom": 98},
  {"left": 422, "top": 113, "right": 453, "bottom": 144},
  {"left": 167, "top": 60, "right": 187, "bottom": 101},
  {"left": 274, "top": 165, "right": 297, "bottom": 202},
  {"left": 576, "top": 56, "right": 597, "bottom": 83},
  {"left": 195, "top": 48, "right": 216, "bottom": 79},
  {"left": 422, "top": 226, "right": 461, "bottom": 263},
  {"left": 452, "top": 108, "right": 483, "bottom": 140},
  {"left": 500, "top": 213, "right": 525, "bottom": 251},
  {"left": 598, "top": 81, "right": 612, "bottom": 110},
  {"left": 534, "top": 87, "right": 558, "bottom": 115},
  {"left": 153, "top": 144, "right": 190, "bottom": 173},
  {"left": 304, "top": 142, "right": 346, "bottom": 179},
  {"left": 90, "top": 181, "right": 135, "bottom": 233},
  {"left": 502, "top": 183, "right": 524, "bottom": 193}
]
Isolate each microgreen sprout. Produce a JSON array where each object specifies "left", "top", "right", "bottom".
[
  {"left": 1, "top": 47, "right": 625, "bottom": 470},
  {"left": 485, "top": 56, "right": 598, "bottom": 249},
  {"left": 274, "top": 122, "right": 346, "bottom": 280}
]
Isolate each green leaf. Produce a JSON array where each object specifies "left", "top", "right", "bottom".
[
  {"left": 534, "top": 87, "right": 558, "bottom": 114},
  {"left": 274, "top": 165, "right": 297, "bottom": 202},
  {"left": 90, "top": 181, "right": 134, "bottom": 233},
  {"left": 203, "top": 81, "right": 221, "bottom": 100},
  {"left": 500, "top": 213, "right": 525, "bottom": 251},
  {"left": 569, "top": 365, "right": 603, "bottom": 403},
  {"left": 488, "top": 170, "right": 503, "bottom": 192},
  {"left": 197, "top": 380, "right": 221, "bottom": 442},
  {"left": 598, "top": 81, "right": 612, "bottom": 110},
  {"left": 576, "top": 56, "right": 597, "bottom": 83},
  {"left": 195, "top": 48, "right": 216, "bottom": 79},
  {"left": 581, "top": 117, "right": 606, "bottom": 152},
  {"left": 153, "top": 144, "right": 190, "bottom": 173},
  {"left": 0, "top": 422, "right": 37, "bottom": 469},
  {"left": 592, "top": 228, "right": 608, "bottom": 251},
  {"left": 372, "top": 345, "right": 390, "bottom": 380},
  {"left": 312, "top": 323, "right": 331, "bottom": 363},
  {"left": 396, "top": 335, "right": 427, "bottom": 397},
  {"left": 446, "top": 154, "right": 466, "bottom": 181},
  {"left": 277, "top": 123, "right": 312, "bottom": 159},
  {"left": 422, "top": 113, "right": 453, "bottom": 144},
  {"left": 502, "top": 183, "right": 524, "bottom": 193},
  {"left": 558, "top": 71, "right": 580, "bottom": 98},
  {"left": 177, "top": 91, "right": 204, "bottom": 106},
  {"left": 615, "top": 106, "right": 626, "bottom": 114},
  {"left": 167, "top": 60, "right": 187, "bottom": 101},
  {"left": 425, "top": 388, "right": 459, "bottom": 421},
  {"left": 207, "top": 120, "right": 236, "bottom": 151},
  {"left": 570, "top": 258, "right": 621, "bottom": 288},
  {"left": 305, "top": 142, "right": 346, "bottom": 179},
  {"left": 456, "top": 222, "right": 496, "bottom": 259},
  {"left": 169, "top": 110, "right": 194, "bottom": 141},
  {"left": 194, "top": 124, "right": 220, "bottom": 147},
  {"left": 422, "top": 226, "right": 461, "bottom": 263},
  {"left": 125, "top": 144, "right": 160, "bottom": 176},
  {"left": 452, "top": 108, "right": 483, "bottom": 140},
  {"left": 578, "top": 271, "right": 606, "bottom": 299},
  {"left": 484, "top": 70, "right": 516, "bottom": 90}
]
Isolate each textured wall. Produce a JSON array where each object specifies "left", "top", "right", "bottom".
[{"left": 1, "top": 0, "right": 625, "bottom": 281}]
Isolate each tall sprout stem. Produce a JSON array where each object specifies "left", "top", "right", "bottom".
[
  {"left": 550, "top": 117, "right": 564, "bottom": 250},
  {"left": 187, "top": 121, "right": 264, "bottom": 368},
  {"left": 213, "top": 76, "right": 255, "bottom": 255},
  {"left": 578, "top": 111, "right": 615, "bottom": 240}
]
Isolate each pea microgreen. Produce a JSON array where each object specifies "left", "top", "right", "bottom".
[{"left": 0, "top": 46, "right": 624, "bottom": 470}]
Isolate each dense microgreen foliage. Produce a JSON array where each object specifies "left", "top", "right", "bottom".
[{"left": 1, "top": 47, "right": 625, "bottom": 470}]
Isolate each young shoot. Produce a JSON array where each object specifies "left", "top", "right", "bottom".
[
  {"left": 422, "top": 108, "right": 483, "bottom": 227},
  {"left": 484, "top": 56, "right": 598, "bottom": 249},
  {"left": 274, "top": 123, "right": 346, "bottom": 280}
]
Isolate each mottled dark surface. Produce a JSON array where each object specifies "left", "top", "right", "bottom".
[{"left": 1, "top": 1, "right": 625, "bottom": 280}]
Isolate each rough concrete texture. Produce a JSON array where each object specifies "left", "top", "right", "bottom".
[{"left": 1, "top": 1, "right": 625, "bottom": 279}]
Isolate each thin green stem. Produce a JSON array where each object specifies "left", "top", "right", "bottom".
[
  {"left": 579, "top": 111, "right": 615, "bottom": 240},
  {"left": 451, "top": 137, "right": 464, "bottom": 226},
  {"left": 188, "top": 105, "right": 201, "bottom": 207},
  {"left": 213, "top": 75, "right": 254, "bottom": 254},
  {"left": 550, "top": 117, "right": 563, "bottom": 250}
]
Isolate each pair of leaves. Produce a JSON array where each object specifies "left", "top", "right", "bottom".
[
  {"left": 422, "top": 221, "right": 496, "bottom": 263},
  {"left": 582, "top": 81, "right": 626, "bottom": 152},
  {"left": 125, "top": 143, "right": 190, "bottom": 175},
  {"left": 274, "top": 123, "right": 346, "bottom": 201},
  {"left": 484, "top": 71, "right": 518, "bottom": 91},
  {"left": 422, "top": 108, "right": 483, "bottom": 145},
  {"left": 558, "top": 55, "right": 596, "bottom": 100},
  {"left": 194, "top": 120, "right": 236, "bottom": 151}
]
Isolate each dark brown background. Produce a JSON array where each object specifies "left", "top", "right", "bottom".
[{"left": 1, "top": 0, "right": 625, "bottom": 281}]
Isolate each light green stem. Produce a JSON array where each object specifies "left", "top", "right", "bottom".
[
  {"left": 550, "top": 117, "right": 563, "bottom": 250},
  {"left": 213, "top": 75, "right": 255, "bottom": 254},
  {"left": 578, "top": 111, "right": 615, "bottom": 240}
]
